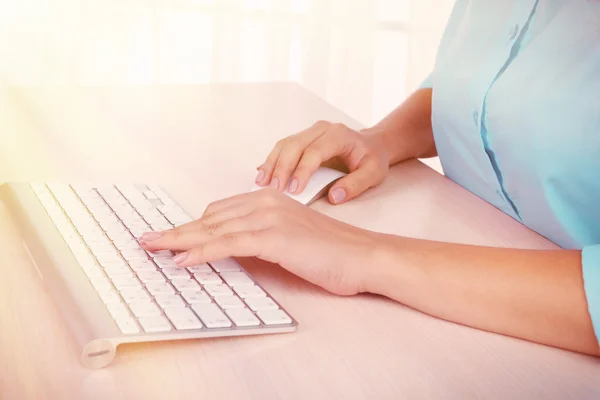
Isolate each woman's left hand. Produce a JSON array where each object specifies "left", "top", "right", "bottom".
[{"left": 139, "top": 189, "right": 382, "bottom": 295}]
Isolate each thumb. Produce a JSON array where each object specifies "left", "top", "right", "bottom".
[{"left": 327, "top": 161, "right": 382, "bottom": 204}]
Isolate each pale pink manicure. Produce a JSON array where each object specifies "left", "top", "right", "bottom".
[
  {"left": 289, "top": 179, "right": 299, "bottom": 193},
  {"left": 330, "top": 188, "right": 347, "bottom": 204},
  {"left": 173, "top": 252, "right": 188, "bottom": 264},
  {"left": 255, "top": 169, "right": 265, "bottom": 183},
  {"left": 141, "top": 232, "right": 163, "bottom": 241},
  {"left": 270, "top": 177, "right": 280, "bottom": 190}
]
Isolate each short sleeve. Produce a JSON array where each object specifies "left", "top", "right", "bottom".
[{"left": 582, "top": 244, "right": 600, "bottom": 342}]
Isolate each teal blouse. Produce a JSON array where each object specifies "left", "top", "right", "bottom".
[{"left": 422, "top": 0, "right": 600, "bottom": 342}]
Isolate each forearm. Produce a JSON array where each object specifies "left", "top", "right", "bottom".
[
  {"left": 367, "top": 235, "right": 599, "bottom": 355},
  {"left": 362, "top": 88, "right": 436, "bottom": 165}
]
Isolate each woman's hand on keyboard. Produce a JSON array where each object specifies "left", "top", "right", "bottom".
[
  {"left": 139, "top": 189, "right": 387, "bottom": 296},
  {"left": 255, "top": 120, "right": 390, "bottom": 205}
]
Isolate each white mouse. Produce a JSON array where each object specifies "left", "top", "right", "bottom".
[{"left": 250, "top": 166, "right": 346, "bottom": 205}]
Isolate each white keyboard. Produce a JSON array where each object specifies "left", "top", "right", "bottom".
[{"left": 29, "top": 183, "right": 295, "bottom": 335}]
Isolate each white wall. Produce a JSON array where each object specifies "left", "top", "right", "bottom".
[
  {"left": 407, "top": 0, "right": 454, "bottom": 92},
  {"left": 0, "top": 0, "right": 455, "bottom": 127}
]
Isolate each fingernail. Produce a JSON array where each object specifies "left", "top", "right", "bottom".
[
  {"left": 288, "top": 179, "right": 298, "bottom": 193},
  {"left": 255, "top": 169, "right": 265, "bottom": 183},
  {"left": 173, "top": 252, "right": 188, "bottom": 264},
  {"left": 270, "top": 177, "right": 279, "bottom": 190},
  {"left": 141, "top": 231, "right": 163, "bottom": 241},
  {"left": 330, "top": 188, "right": 347, "bottom": 204}
]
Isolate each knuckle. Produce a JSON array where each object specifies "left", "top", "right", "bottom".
[
  {"left": 275, "top": 156, "right": 296, "bottom": 171},
  {"left": 203, "top": 202, "right": 217, "bottom": 217},
  {"left": 190, "top": 245, "right": 206, "bottom": 260},
  {"left": 364, "top": 156, "right": 384, "bottom": 173},
  {"left": 200, "top": 213, "right": 214, "bottom": 224},
  {"left": 329, "top": 122, "right": 347, "bottom": 133},
  {"left": 260, "top": 188, "right": 280, "bottom": 205},
  {"left": 313, "top": 120, "right": 331, "bottom": 129},
  {"left": 221, "top": 233, "right": 238, "bottom": 247},
  {"left": 166, "top": 229, "right": 180, "bottom": 239},
  {"left": 205, "top": 222, "right": 221, "bottom": 236},
  {"left": 275, "top": 137, "right": 289, "bottom": 148},
  {"left": 263, "top": 208, "right": 282, "bottom": 225},
  {"left": 303, "top": 146, "right": 321, "bottom": 161}
]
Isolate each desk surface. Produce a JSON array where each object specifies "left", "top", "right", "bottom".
[{"left": 1, "top": 83, "right": 599, "bottom": 400}]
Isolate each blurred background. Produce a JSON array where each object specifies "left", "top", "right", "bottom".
[{"left": 0, "top": 0, "right": 453, "bottom": 127}]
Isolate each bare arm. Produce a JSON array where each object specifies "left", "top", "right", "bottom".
[
  {"left": 363, "top": 88, "right": 437, "bottom": 164},
  {"left": 368, "top": 236, "right": 599, "bottom": 355}
]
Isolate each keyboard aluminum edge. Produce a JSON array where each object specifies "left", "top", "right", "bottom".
[{"left": 0, "top": 183, "right": 121, "bottom": 368}]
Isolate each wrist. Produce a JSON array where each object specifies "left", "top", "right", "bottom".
[
  {"left": 360, "top": 127, "right": 418, "bottom": 166},
  {"left": 361, "top": 233, "right": 415, "bottom": 296}
]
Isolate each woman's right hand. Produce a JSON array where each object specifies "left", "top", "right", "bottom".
[{"left": 254, "top": 120, "right": 390, "bottom": 205}]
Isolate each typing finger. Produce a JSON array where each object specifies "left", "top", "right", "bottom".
[{"left": 172, "top": 230, "right": 270, "bottom": 267}]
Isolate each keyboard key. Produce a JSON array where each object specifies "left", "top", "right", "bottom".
[
  {"left": 99, "top": 289, "right": 122, "bottom": 304},
  {"left": 121, "top": 248, "right": 150, "bottom": 261},
  {"left": 90, "top": 276, "right": 113, "bottom": 293},
  {"left": 141, "top": 209, "right": 163, "bottom": 222},
  {"left": 204, "top": 284, "right": 234, "bottom": 298},
  {"left": 96, "top": 252, "right": 125, "bottom": 266},
  {"left": 143, "top": 190, "right": 159, "bottom": 200},
  {"left": 111, "top": 275, "right": 142, "bottom": 291},
  {"left": 172, "top": 278, "right": 201, "bottom": 292},
  {"left": 215, "top": 296, "right": 244, "bottom": 309},
  {"left": 114, "top": 239, "right": 143, "bottom": 252},
  {"left": 193, "top": 272, "right": 222, "bottom": 285},
  {"left": 226, "top": 308, "right": 260, "bottom": 327},
  {"left": 187, "top": 264, "right": 212, "bottom": 274},
  {"left": 151, "top": 222, "right": 173, "bottom": 231},
  {"left": 97, "top": 216, "right": 121, "bottom": 231},
  {"left": 147, "top": 249, "right": 173, "bottom": 258},
  {"left": 209, "top": 258, "right": 241, "bottom": 272},
  {"left": 157, "top": 204, "right": 186, "bottom": 216},
  {"left": 123, "top": 220, "right": 150, "bottom": 233},
  {"left": 145, "top": 281, "right": 175, "bottom": 295},
  {"left": 90, "top": 244, "right": 119, "bottom": 258},
  {"left": 104, "top": 266, "right": 134, "bottom": 280},
  {"left": 115, "top": 316, "right": 141, "bottom": 334},
  {"left": 120, "top": 288, "right": 151, "bottom": 304},
  {"left": 219, "top": 271, "right": 254, "bottom": 287},
  {"left": 137, "top": 270, "right": 165, "bottom": 283},
  {"left": 164, "top": 307, "right": 203, "bottom": 330},
  {"left": 233, "top": 284, "right": 266, "bottom": 299},
  {"left": 150, "top": 216, "right": 173, "bottom": 227},
  {"left": 181, "top": 290, "right": 211, "bottom": 304},
  {"left": 147, "top": 186, "right": 177, "bottom": 206},
  {"left": 129, "top": 259, "right": 158, "bottom": 272},
  {"left": 105, "top": 227, "right": 131, "bottom": 241},
  {"left": 106, "top": 302, "right": 131, "bottom": 319},
  {"left": 154, "top": 257, "right": 178, "bottom": 269},
  {"left": 191, "top": 303, "right": 232, "bottom": 328},
  {"left": 129, "top": 301, "right": 162, "bottom": 318},
  {"left": 82, "top": 262, "right": 106, "bottom": 281},
  {"left": 257, "top": 309, "right": 292, "bottom": 325},
  {"left": 154, "top": 294, "right": 185, "bottom": 309},
  {"left": 244, "top": 297, "right": 279, "bottom": 311},
  {"left": 162, "top": 267, "right": 190, "bottom": 280},
  {"left": 138, "top": 316, "right": 172, "bottom": 333}
]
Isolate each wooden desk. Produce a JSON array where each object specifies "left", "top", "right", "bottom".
[{"left": 1, "top": 83, "right": 599, "bottom": 400}]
